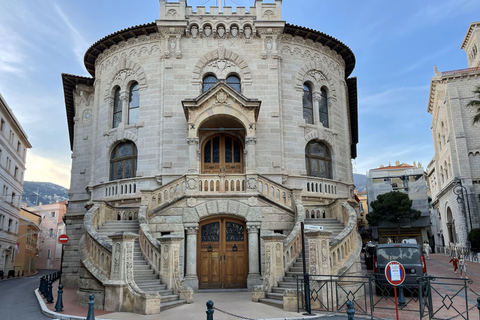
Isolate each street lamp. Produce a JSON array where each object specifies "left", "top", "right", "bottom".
[{"left": 453, "top": 180, "right": 472, "bottom": 233}]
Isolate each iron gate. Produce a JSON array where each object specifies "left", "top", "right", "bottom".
[{"left": 295, "top": 274, "right": 476, "bottom": 319}]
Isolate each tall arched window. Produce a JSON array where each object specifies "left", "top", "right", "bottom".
[
  {"left": 305, "top": 141, "right": 332, "bottom": 179},
  {"left": 226, "top": 75, "right": 241, "bottom": 93},
  {"left": 110, "top": 141, "right": 137, "bottom": 181},
  {"left": 128, "top": 82, "right": 139, "bottom": 125},
  {"left": 303, "top": 83, "right": 313, "bottom": 124},
  {"left": 113, "top": 87, "right": 122, "bottom": 128},
  {"left": 202, "top": 75, "right": 217, "bottom": 92},
  {"left": 319, "top": 88, "right": 329, "bottom": 128}
]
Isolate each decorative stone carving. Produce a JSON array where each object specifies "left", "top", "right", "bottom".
[
  {"left": 204, "top": 25, "right": 212, "bottom": 37},
  {"left": 217, "top": 26, "right": 225, "bottom": 38},
  {"left": 206, "top": 60, "right": 237, "bottom": 78},
  {"left": 166, "top": 9, "right": 178, "bottom": 19},
  {"left": 308, "top": 70, "right": 327, "bottom": 83},
  {"left": 248, "top": 196, "right": 257, "bottom": 206},
  {"left": 191, "top": 25, "right": 198, "bottom": 41},
  {"left": 216, "top": 91, "right": 228, "bottom": 103},
  {"left": 186, "top": 178, "right": 197, "bottom": 190},
  {"left": 263, "top": 10, "right": 276, "bottom": 20},
  {"left": 244, "top": 27, "right": 252, "bottom": 43},
  {"left": 187, "top": 197, "right": 197, "bottom": 207},
  {"left": 231, "top": 26, "right": 238, "bottom": 38},
  {"left": 247, "top": 177, "right": 257, "bottom": 190}
]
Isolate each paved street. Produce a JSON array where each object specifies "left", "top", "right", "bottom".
[{"left": 0, "top": 269, "right": 52, "bottom": 320}]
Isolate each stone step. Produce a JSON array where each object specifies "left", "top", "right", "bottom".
[
  {"left": 278, "top": 281, "right": 297, "bottom": 288},
  {"left": 272, "top": 287, "right": 288, "bottom": 294},
  {"left": 266, "top": 292, "right": 283, "bottom": 301},
  {"left": 258, "top": 298, "right": 283, "bottom": 309},
  {"left": 138, "top": 285, "right": 169, "bottom": 292},
  {"left": 161, "top": 299, "right": 187, "bottom": 311}
]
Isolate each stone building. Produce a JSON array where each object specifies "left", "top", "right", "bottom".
[
  {"left": 366, "top": 162, "right": 431, "bottom": 244},
  {"left": 14, "top": 208, "right": 41, "bottom": 276},
  {"left": 61, "top": 0, "right": 360, "bottom": 314},
  {"left": 0, "top": 93, "right": 31, "bottom": 279},
  {"left": 427, "top": 21, "right": 480, "bottom": 248}
]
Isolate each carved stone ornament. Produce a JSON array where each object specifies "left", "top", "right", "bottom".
[
  {"left": 191, "top": 25, "right": 198, "bottom": 39},
  {"left": 247, "top": 177, "right": 257, "bottom": 189},
  {"left": 187, "top": 178, "right": 197, "bottom": 190},
  {"left": 248, "top": 196, "right": 257, "bottom": 207},
  {"left": 216, "top": 91, "right": 228, "bottom": 103},
  {"left": 187, "top": 197, "right": 197, "bottom": 207},
  {"left": 266, "top": 38, "right": 273, "bottom": 50},
  {"left": 169, "top": 37, "right": 176, "bottom": 50},
  {"left": 244, "top": 27, "right": 252, "bottom": 43},
  {"left": 217, "top": 26, "right": 225, "bottom": 38},
  {"left": 308, "top": 70, "right": 327, "bottom": 83},
  {"left": 204, "top": 26, "right": 212, "bottom": 37},
  {"left": 231, "top": 26, "right": 238, "bottom": 38}
]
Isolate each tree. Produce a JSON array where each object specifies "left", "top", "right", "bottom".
[
  {"left": 366, "top": 191, "right": 422, "bottom": 243},
  {"left": 467, "top": 228, "right": 480, "bottom": 251},
  {"left": 466, "top": 85, "right": 480, "bottom": 124}
]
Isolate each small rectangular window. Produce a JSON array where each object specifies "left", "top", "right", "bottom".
[
  {"left": 47, "top": 249, "right": 51, "bottom": 259},
  {"left": 11, "top": 192, "right": 15, "bottom": 204},
  {"left": 17, "top": 142, "right": 21, "bottom": 152},
  {"left": 14, "top": 166, "right": 18, "bottom": 179},
  {"left": 0, "top": 119, "right": 4, "bottom": 132},
  {"left": 51, "top": 211, "right": 56, "bottom": 218},
  {"left": 49, "top": 228, "right": 54, "bottom": 238}
]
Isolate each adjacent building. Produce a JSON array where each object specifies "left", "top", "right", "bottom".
[
  {"left": 427, "top": 22, "right": 480, "bottom": 248},
  {"left": 14, "top": 207, "right": 41, "bottom": 276},
  {"left": 28, "top": 201, "right": 67, "bottom": 270},
  {"left": 61, "top": 0, "right": 360, "bottom": 313},
  {"left": 0, "top": 93, "right": 32, "bottom": 278},
  {"left": 366, "top": 161, "right": 430, "bottom": 244}
]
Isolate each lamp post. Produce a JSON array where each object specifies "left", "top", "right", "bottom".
[{"left": 453, "top": 180, "right": 472, "bottom": 233}]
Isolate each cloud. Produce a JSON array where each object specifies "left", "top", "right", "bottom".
[
  {"left": 359, "top": 85, "right": 429, "bottom": 113},
  {"left": 0, "top": 23, "right": 27, "bottom": 75},
  {"left": 53, "top": 3, "right": 90, "bottom": 67},
  {"left": 24, "top": 152, "right": 71, "bottom": 189}
]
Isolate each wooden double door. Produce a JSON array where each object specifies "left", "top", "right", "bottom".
[
  {"left": 202, "top": 134, "right": 243, "bottom": 174},
  {"left": 198, "top": 217, "right": 248, "bottom": 289}
]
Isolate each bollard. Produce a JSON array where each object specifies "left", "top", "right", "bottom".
[
  {"left": 398, "top": 284, "right": 406, "bottom": 307},
  {"left": 346, "top": 300, "right": 355, "bottom": 320},
  {"left": 41, "top": 277, "right": 47, "bottom": 296},
  {"left": 206, "top": 300, "right": 214, "bottom": 320},
  {"left": 86, "top": 294, "right": 96, "bottom": 320},
  {"left": 55, "top": 285, "right": 64, "bottom": 312},
  {"left": 21, "top": 270, "right": 24, "bottom": 277},
  {"left": 477, "top": 297, "right": 480, "bottom": 317},
  {"left": 39, "top": 277, "right": 44, "bottom": 294},
  {"left": 46, "top": 281, "right": 54, "bottom": 303}
]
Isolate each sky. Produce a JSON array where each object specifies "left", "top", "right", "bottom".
[{"left": 0, "top": 0, "right": 479, "bottom": 188}]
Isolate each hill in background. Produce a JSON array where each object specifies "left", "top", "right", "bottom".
[
  {"left": 353, "top": 173, "right": 367, "bottom": 192},
  {"left": 21, "top": 181, "right": 69, "bottom": 207}
]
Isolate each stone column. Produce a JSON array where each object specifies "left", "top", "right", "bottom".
[
  {"left": 312, "top": 92, "right": 321, "bottom": 126},
  {"left": 187, "top": 138, "right": 199, "bottom": 173},
  {"left": 261, "top": 233, "right": 286, "bottom": 292},
  {"left": 119, "top": 91, "right": 129, "bottom": 125},
  {"left": 247, "top": 222, "right": 261, "bottom": 288},
  {"left": 245, "top": 137, "right": 257, "bottom": 174},
  {"left": 184, "top": 223, "right": 199, "bottom": 291},
  {"left": 105, "top": 231, "right": 139, "bottom": 312},
  {"left": 159, "top": 235, "right": 184, "bottom": 292},
  {"left": 305, "top": 230, "right": 332, "bottom": 310}
]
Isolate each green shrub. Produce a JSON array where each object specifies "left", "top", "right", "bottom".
[{"left": 467, "top": 228, "right": 480, "bottom": 248}]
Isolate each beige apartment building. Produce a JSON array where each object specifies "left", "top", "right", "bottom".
[
  {"left": 61, "top": 0, "right": 360, "bottom": 314},
  {"left": 0, "top": 93, "right": 31, "bottom": 279},
  {"left": 14, "top": 208, "right": 41, "bottom": 276}
]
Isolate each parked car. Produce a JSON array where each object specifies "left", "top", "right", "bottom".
[
  {"left": 373, "top": 243, "right": 427, "bottom": 295},
  {"left": 364, "top": 242, "right": 377, "bottom": 270}
]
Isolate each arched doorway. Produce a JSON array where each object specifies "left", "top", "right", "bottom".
[
  {"left": 197, "top": 216, "right": 248, "bottom": 289},
  {"left": 201, "top": 134, "right": 243, "bottom": 174},
  {"left": 446, "top": 207, "right": 455, "bottom": 244}
]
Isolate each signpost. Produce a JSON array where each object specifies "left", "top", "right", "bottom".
[
  {"left": 58, "top": 234, "right": 69, "bottom": 284},
  {"left": 385, "top": 261, "right": 406, "bottom": 320}
]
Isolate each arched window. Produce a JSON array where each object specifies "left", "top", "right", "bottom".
[
  {"left": 128, "top": 82, "right": 139, "bottom": 125},
  {"left": 226, "top": 75, "right": 241, "bottom": 92},
  {"left": 202, "top": 75, "right": 217, "bottom": 92},
  {"left": 110, "top": 141, "right": 137, "bottom": 181},
  {"left": 438, "top": 133, "right": 442, "bottom": 150},
  {"left": 305, "top": 141, "right": 332, "bottom": 179},
  {"left": 303, "top": 83, "right": 313, "bottom": 124},
  {"left": 319, "top": 88, "right": 329, "bottom": 128},
  {"left": 113, "top": 87, "right": 122, "bottom": 128}
]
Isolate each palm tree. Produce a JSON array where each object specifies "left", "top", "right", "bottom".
[{"left": 466, "top": 85, "right": 480, "bottom": 124}]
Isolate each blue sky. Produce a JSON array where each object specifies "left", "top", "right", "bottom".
[{"left": 0, "top": 0, "right": 479, "bottom": 188}]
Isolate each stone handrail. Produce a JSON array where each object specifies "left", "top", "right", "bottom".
[
  {"left": 102, "top": 177, "right": 140, "bottom": 198},
  {"left": 257, "top": 175, "right": 294, "bottom": 210},
  {"left": 303, "top": 177, "right": 350, "bottom": 199},
  {"left": 146, "top": 176, "right": 187, "bottom": 212},
  {"left": 198, "top": 174, "right": 246, "bottom": 193},
  {"left": 283, "top": 222, "right": 303, "bottom": 270},
  {"left": 329, "top": 202, "right": 359, "bottom": 275},
  {"left": 83, "top": 204, "right": 112, "bottom": 278},
  {"left": 138, "top": 206, "right": 162, "bottom": 275}
]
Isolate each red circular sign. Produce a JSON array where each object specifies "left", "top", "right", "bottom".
[
  {"left": 385, "top": 261, "right": 405, "bottom": 286},
  {"left": 58, "top": 234, "right": 69, "bottom": 244}
]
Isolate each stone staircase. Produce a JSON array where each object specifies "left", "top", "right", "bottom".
[
  {"left": 259, "top": 218, "right": 344, "bottom": 308},
  {"left": 96, "top": 220, "right": 186, "bottom": 311}
]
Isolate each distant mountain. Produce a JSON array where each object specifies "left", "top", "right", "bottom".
[
  {"left": 353, "top": 173, "right": 367, "bottom": 192},
  {"left": 21, "top": 181, "right": 69, "bottom": 207}
]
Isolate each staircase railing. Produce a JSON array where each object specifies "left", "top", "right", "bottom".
[
  {"left": 257, "top": 175, "right": 294, "bottom": 210},
  {"left": 283, "top": 222, "right": 303, "bottom": 270},
  {"left": 138, "top": 206, "right": 162, "bottom": 275},
  {"left": 83, "top": 204, "right": 113, "bottom": 279},
  {"left": 329, "top": 202, "right": 360, "bottom": 275},
  {"left": 145, "top": 176, "right": 187, "bottom": 213}
]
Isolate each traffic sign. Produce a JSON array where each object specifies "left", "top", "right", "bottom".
[
  {"left": 58, "top": 234, "right": 69, "bottom": 244},
  {"left": 385, "top": 261, "right": 405, "bottom": 286}
]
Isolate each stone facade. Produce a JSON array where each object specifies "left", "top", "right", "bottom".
[
  {"left": 427, "top": 21, "right": 480, "bottom": 248},
  {"left": 0, "top": 93, "right": 31, "bottom": 278},
  {"left": 61, "top": 0, "right": 359, "bottom": 312}
]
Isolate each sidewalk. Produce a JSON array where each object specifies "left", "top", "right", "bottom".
[{"left": 35, "top": 253, "right": 480, "bottom": 320}]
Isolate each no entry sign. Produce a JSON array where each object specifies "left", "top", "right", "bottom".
[
  {"left": 58, "top": 234, "right": 69, "bottom": 244},
  {"left": 385, "top": 261, "right": 405, "bottom": 286}
]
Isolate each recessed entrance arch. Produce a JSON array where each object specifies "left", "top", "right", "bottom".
[
  {"left": 202, "top": 134, "right": 243, "bottom": 174},
  {"left": 197, "top": 216, "right": 248, "bottom": 289}
]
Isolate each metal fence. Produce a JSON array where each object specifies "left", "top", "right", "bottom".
[
  {"left": 296, "top": 274, "right": 477, "bottom": 320},
  {"left": 435, "top": 246, "right": 480, "bottom": 263}
]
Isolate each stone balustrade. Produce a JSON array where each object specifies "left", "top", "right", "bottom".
[
  {"left": 283, "top": 222, "right": 303, "bottom": 270},
  {"left": 103, "top": 178, "right": 139, "bottom": 198},
  {"left": 257, "top": 175, "right": 293, "bottom": 210},
  {"left": 146, "top": 176, "right": 187, "bottom": 212},
  {"left": 83, "top": 205, "right": 112, "bottom": 278},
  {"left": 198, "top": 174, "right": 246, "bottom": 193},
  {"left": 303, "top": 177, "right": 350, "bottom": 199},
  {"left": 138, "top": 206, "right": 162, "bottom": 275}
]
